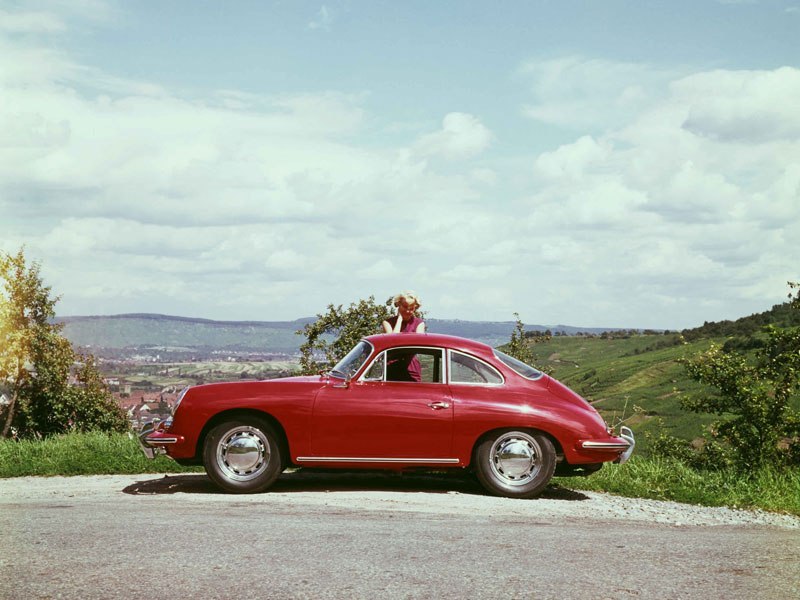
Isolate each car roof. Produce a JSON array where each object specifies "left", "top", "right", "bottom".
[{"left": 363, "top": 332, "right": 496, "bottom": 357}]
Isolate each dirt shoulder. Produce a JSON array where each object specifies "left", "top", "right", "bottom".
[{"left": 2, "top": 472, "right": 798, "bottom": 529}]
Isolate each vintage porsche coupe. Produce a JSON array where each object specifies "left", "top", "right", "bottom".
[{"left": 139, "top": 333, "right": 634, "bottom": 498}]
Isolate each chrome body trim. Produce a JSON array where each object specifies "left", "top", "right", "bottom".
[
  {"left": 582, "top": 441, "right": 631, "bottom": 450},
  {"left": 296, "top": 457, "right": 460, "bottom": 464},
  {"left": 144, "top": 436, "right": 179, "bottom": 445}
]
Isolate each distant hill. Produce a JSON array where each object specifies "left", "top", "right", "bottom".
[
  {"left": 55, "top": 313, "right": 619, "bottom": 354},
  {"left": 681, "top": 300, "right": 800, "bottom": 340},
  {"left": 56, "top": 314, "right": 311, "bottom": 354},
  {"left": 57, "top": 299, "right": 799, "bottom": 355}
]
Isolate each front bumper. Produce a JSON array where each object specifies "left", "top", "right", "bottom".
[
  {"left": 580, "top": 426, "right": 635, "bottom": 464},
  {"left": 137, "top": 422, "right": 184, "bottom": 460}
]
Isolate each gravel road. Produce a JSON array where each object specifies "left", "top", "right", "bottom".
[
  {"left": 1, "top": 472, "right": 799, "bottom": 599},
  {"left": 3, "top": 471, "right": 798, "bottom": 528}
]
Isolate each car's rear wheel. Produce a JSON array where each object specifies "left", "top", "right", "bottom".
[
  {"left": 203, "top": 419, "right": 282, "bottom": 493},
  {"left": 474, "top": 430, "right": 556, "bottom": 499}
]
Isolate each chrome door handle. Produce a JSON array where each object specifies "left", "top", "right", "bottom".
[{"left": 427, "top": 401, "right": 450, "bottom": 410}]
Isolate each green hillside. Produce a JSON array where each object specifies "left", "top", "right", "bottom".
[{"left": 526, "top": 334, "right": 715, "bottom": 449}]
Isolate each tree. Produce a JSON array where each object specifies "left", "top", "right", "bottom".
[
  {"left": 0, "top": 248, "right": 127, "bottom": 437},
  {"left": 297, "top": 296, "right": 394, "bottom": 375},
  {"left": 0, "top": 248, "right": 60, "bottom": 437},
  {"left": 679, "top": 282, "right": 800, "bottom": 470},
  {"left": 506, "top": 313, "right": 534, "bottom": 364},
  {"left": 504, "top": 313, "right": 550, "bottom": 366}
]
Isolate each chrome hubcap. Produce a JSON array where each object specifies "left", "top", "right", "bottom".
[
  {"left": 489, "top": 432, "right": 541, "bottom": 487},
  {"left": 216, "top": 426, "right": 270, "bottom": 482}
]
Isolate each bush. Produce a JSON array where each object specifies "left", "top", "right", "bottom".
[{"left": 676, "top": 283, "right": 800, "bottom": 471}]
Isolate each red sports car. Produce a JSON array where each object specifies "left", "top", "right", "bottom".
[{"left": 139, "top": 333, "right": 634, "bottom": 498}]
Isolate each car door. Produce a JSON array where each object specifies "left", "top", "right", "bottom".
[{"left": 310, "top": 347, "right": 455, "bottom": 461}]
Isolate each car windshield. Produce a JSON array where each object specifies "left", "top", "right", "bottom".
[
  {"left": 330, "top": 341, "right": 373, "bottom": 380},
  {"left": 493, "top": 349, "right": 544, "bottom": 380}
]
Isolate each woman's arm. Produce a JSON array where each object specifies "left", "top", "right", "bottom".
[
  {"left": 382, "top": 316, "right": 402, "bottom": 333},
  {"left": 416, "top": 321, "right": 426, "bottom": 333}
]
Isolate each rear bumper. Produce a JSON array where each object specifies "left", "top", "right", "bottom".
[
  {"left": 137, "top": 422, "right": 184, "bottom": 460},
  {"left": 579, "top": 426, "right": 635, "bottom": 465}
]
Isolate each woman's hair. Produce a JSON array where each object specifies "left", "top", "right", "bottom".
[{"left": 393, "top": 290, "right": 421, "bottom": 310}]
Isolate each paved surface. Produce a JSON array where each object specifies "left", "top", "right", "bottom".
[{"left": 1, "top": 472, "right": 799, "bottom": 599}]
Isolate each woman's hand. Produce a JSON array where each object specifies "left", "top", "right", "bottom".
[{"left": 392, "top": 312, "right": 403, "bottom": 332}]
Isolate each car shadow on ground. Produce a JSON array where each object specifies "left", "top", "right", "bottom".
[{"left": 122, "top": 470, "right": 590, "bottom": 501}]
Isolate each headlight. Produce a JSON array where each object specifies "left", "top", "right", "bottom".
[{"left": 167, "top": 386, "right": 190, "bottom": 427}]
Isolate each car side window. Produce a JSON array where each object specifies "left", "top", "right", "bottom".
[
  {"left": 383, "top": 348, "right": 444, "bottom": 384},
  {"left": 416, "top": 351, "right": 443, "bottom": 384},
  {"left": 449, "top": 351, "right": 503, "bottom": 385}
]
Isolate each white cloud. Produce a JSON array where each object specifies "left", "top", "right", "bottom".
[
  {"left": 510, "top": 64, "right": 800, "bottom": 326},
  {"left": 308, "top": 5, "right": 333, "bottom": 31},
  {"left": 414, "top": 113, "right": 493, "bottom": 160},
  {"left": 1, "top": 5, "right": 797, "bottom": 329},
  {"left": 533, "top": 135, "right": 613, "bottom": 180},
  {"left": 676, "top": 67, "right": 800, "bottom": 143},
  {"left": 519, "top": 57, "right": 682, "bottom": 132},
  {"left": 0, "top": 45, "right": 373, "bottom": 227}
]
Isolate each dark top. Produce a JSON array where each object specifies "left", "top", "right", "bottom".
[
  {"left": 385, "top": 315, "right": 424, "bottom": 334},
  {"left": 384, "top": 315, "right": 424, "bottom": 382}
]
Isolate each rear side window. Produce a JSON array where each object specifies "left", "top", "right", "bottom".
[
  {"left": 493, "top": 349, "right": 543, "bottom": 380},
  {"left": 449, "top": 351, "right": 503, "bottom": 385}
]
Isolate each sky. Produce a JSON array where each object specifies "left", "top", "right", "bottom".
[{"left": 1, "top": 0, "right": 799, "bottom": 330}]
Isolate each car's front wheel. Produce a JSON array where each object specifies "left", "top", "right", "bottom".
[
  {"left": 474, "top": 430, "right": 556, "bottom": 499},
  {"left": 203, "top": 419, "right": 282, "bottom": 493}
]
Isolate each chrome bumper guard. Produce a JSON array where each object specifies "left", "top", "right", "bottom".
[
  {"left": 137, "top": 422, "right": 178, "bottom": 460},
  {"left": 615, "top": 426, "right": 635, "bottom": 464}
]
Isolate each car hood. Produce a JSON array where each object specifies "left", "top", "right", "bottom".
[
  {"left": 189, "top": 374, "right": 323, "bottom": 390},
  {"left": 179, "top": 374, "right": 328, "bottom": 404}
]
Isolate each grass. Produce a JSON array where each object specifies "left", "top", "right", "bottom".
[
  {"left": 0, "top": 431, "right": 202, "bottom": 478},
  {"left": 2, "top": 432, "right": 798, "bottom": 516},
  {"left": 555, "top": 457, "right": 800, "bottom": 516}
]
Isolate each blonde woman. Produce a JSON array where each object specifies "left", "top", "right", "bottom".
[
  {"left": 382, "top": 291, "right": 426, "bottom": 334},
  {"left": 382, "top": 291, "right": 425, "bottom": 382}
]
